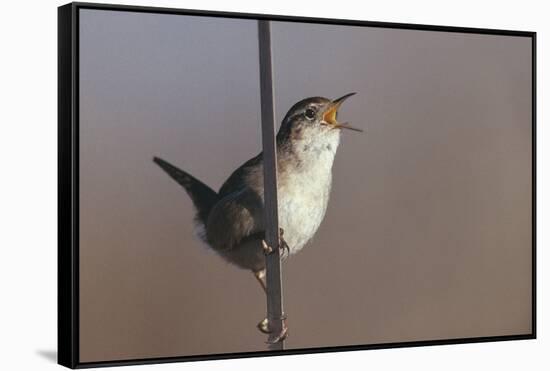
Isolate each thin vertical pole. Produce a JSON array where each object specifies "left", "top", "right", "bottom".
[{"left": 257, "top": 20, "right": 285, "bottom": 350}]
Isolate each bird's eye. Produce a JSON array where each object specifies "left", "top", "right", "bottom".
[{"left": 304, "top": 108, "right": 316, "bottom": 120}]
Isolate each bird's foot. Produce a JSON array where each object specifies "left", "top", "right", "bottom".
[
  {"left": 257, "top": 317, "right": 270, "bottom": 334},
  {"left": 261, "top": 240, "right": 273, "bottom": 255},
  {"left": 257, "top": 315, "right": 289, "bottom": 343},
  {"left": 279, "top": 228, "right": 290, "bottom": 259},
  {"left": 267, "top": 324, "right": 288, "bottom": 344},
  {"left": 261, "top": 228, "right": 290, "bottom": 259}
]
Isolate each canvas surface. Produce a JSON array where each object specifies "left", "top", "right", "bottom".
[{"left": 78, "top": 9, "right": 532, "bottom": 361}]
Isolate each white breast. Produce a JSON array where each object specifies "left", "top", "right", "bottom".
[{"left": 277, "top": 132, "right": 340, "bottom": 255}]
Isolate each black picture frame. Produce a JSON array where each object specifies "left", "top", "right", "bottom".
[{"left": 58, "top": 2, "right": 537, "bottom": 368}]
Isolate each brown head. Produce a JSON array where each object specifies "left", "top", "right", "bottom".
[{"left": 276, "top": 93, "right": 361, "bottom": 145}]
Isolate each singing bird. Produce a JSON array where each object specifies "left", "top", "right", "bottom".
[{"left": 153, "top": 93, "right": 361, "bottom": 341}]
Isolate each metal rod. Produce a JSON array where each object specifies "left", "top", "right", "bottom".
[{"left": 257, "top": 19, "right": 285, "bottom": 350}]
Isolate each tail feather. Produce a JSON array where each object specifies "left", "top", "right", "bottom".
[{"left": 153, "top": 156, "right": 219, "bottom": 228}]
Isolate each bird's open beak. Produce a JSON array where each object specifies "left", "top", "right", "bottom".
[{"left": 322, "top": 92, "right": 363, "bottom": 132}]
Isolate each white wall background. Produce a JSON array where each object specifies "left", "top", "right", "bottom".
[{"left": 0, "top": 0, "right": 545, "bottom": 370}]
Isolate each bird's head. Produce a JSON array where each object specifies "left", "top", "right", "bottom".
[{"left": 277, "top": 93, "right": 361, "bottom": 145}]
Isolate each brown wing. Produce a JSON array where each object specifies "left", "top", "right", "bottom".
[
  {"left": 205, "top": 187, "right": 265, "bottom": 251},
  {"left": 218, "top": 153, "right": 263, "bottom": 197}
]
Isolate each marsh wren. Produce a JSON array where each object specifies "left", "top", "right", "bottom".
[{"left": 154, "top": 93, "right": 361, "bottom": 339}]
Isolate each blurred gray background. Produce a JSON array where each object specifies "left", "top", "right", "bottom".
[{"left": 79, "top": 9, "right": 532, "bottom": 362}]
